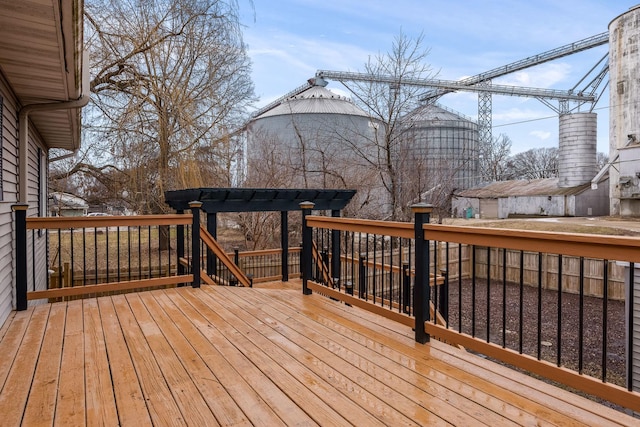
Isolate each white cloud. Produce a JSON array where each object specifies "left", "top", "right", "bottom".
[
  {"left": 530, "top": 130, "right": 552, "bottom": 140},
  {"left": 498, "top": 63, "right": 572, "bottom": 88}
]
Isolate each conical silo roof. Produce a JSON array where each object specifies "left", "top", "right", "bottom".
[{"left": 254, "top": 85, "right": 369, "bottom": 119}]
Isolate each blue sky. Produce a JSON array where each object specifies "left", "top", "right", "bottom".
[{"left": 240, "top": 1, "right": 634, "bottom": 154}]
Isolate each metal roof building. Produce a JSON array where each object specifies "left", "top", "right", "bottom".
[{"left": 452, "top": 178, "right": 610, "bottom": 219}]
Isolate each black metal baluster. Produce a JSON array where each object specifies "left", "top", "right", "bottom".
[
  {"left": 94, "top": 227, "right": 98, "bottom": 284},
  {"left": 472, "top": 245, "right": 476, "bottom": 337},
  {"left": 502, "top": 248, "right": 507, "bottom": 348},
  {"left": 70, "top": 227, "right": 75, "bottom": 287},
  {"left": 602, "top": 259, "right": 608, "bottom": 382},
  {"left": 443, "top": 242, "right": 448, "bottom": 326},
  {"left": 486, "top": 246, "right": 491, "bottom": 342},
  {"left": 366, "top": 234, "right": 370, "bottom": 301},
  {"left": 578, "top": 256, "right": 584, "bottom": 373},
  {"left": 372, "top": 235, "right": 377, "bottom": 304},
  {"left": 138, "top": 227, "right": 142, "bottom": 279},
  {"left": 519, "top": 250, "right": 524, "bottom": 354},
  {"left": 389, "top": 236, "right": 394, "bottom": 310},
  {"left": 557, "top": 254, "right": 563, "bottom": 366},
  {"left": 458, "top": 243, "right": 463, "bottom": 333},
  {"left": 168, "top": 225, "right": 172, "bottom": 277},
  {"left": 31, "top": 231, "right": 35, "bottom": 291},
  {"left": 148, "top": 226, "right": 152, "bottom": 278},
  {"left": 83, "top": 228, "right": 87, "bottom": 286},
  {"left": 434, "top": 241, "right": 439, "bottom": 322},
  {"left": 381, "top": 234, "right": 385, "bottom": 307},
  {"left": 128, "top": 226, "right": 132, "bottom": 281},
  {"left": 117, "top": 226, "right": 121, "bottom": 283},
  {"left": 59, "top": 228, "right": 63, "bottom": 288},
  {"left": 628, "top": 262, "right": 635, "bottom": 391},
  {"left": 537, "top": 252, "right": 543, "bottom": 359},
  {"left": 409, "top": 240, "right": 414, "bottom": 318},
  {"left": 157, "top": 226, "right": 161, "bottom": 278}
]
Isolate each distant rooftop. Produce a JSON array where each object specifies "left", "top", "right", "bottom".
[{"left": 454, "top": 178, "right": 602, "bottom": 198}]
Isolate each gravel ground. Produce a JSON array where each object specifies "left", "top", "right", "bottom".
[{"left": 441, "top": 278, "right": 626, "bottom": 404}]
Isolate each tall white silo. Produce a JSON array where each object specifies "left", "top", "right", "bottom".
[
  {"left": 558, "top": 113, "right": 597, "bottom": 188},
  {"left": 609, "top": 5, "right": 640, "bottom": 215}
]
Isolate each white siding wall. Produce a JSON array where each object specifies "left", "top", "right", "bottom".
[
  {"left": 0, "top": 73, "right": 49, "bottom": 327},
  {"left": 0, "top": 75, "right": 19, "bottom": 326}
]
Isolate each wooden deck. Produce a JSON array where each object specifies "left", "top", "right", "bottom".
[{"left": 0, "top": 282, "right": 637, "bottom": 426}]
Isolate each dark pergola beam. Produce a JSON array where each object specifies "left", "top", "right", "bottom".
[{"left": 165, "top": 188, "right": 356, "bottom": 213}]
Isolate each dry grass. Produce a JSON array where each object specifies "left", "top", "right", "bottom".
[{"left": 444, "top": 218, "right": 640, "bottom": 236}]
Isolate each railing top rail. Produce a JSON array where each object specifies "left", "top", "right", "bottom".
[
  {"left": 26, "top": 214, "right": 193, "bottom": 230},
  {"left": 423, "top": 224, "right": 640, "bottom": 263},
  {"left": 306, "top": 215, "right": 413, "bottom": 239}
]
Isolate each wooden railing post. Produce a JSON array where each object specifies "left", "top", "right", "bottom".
[
  {"left": 189, "top": 201, "right": 203, "bottom": 288},
  {"left": 412, "top": 203, "right": 433, "bottom": 344},
  {"left": 300, "top": 201, "right": 315, "bottom": 295},
  {"left": 12, "top": 204, "right": 28, "bottom": 311}
]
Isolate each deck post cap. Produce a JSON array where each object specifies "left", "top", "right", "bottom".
[
  {"left": 188, "top": 201, "right": 203, "bottom": 208},
  {"left": 411, "top": 203, "right": 433, "bottom": 214},
  {"left": 11, "top": 204, "right": 29, "bottom": 211},
  {"left": 299, "top": 201, "right": 315, "bottom": 210}
]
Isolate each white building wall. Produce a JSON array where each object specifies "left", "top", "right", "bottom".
[
  {"left": 501, "top": 196, "right": 566, "bottom": 218},
  {"left": 0, "top": 75, "right": 20, "bottom": 326},
  {"left": 0, "top": 73, "right": 50, "bottom": 327}
]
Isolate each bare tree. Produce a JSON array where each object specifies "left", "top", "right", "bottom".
[
  {"left": 596, "top": 151, "right": 609, "bottom": 171},
  {"left": 479, "top": 133, "right": 513, "bottom": 182},
  {"left": 508, "top": 147, "right": 559, "bottom": 179},
  {"left": 66, "top": 0, "right": 255, "bottom": 214},
  {"left": 336, "top": 32, "right": 435, "bottom": 220}
]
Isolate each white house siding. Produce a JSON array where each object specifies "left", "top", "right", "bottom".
[
  {"left": 0, "top": 73, "right": 49, "bottom": 327},
  {"left": 26, "top": 131, "right": 48, "bottom": 297},
  {"left": 0, "top": 74, "right": 19, "bottom": 326}
]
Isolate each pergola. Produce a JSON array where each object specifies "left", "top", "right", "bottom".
[{"left": 164, "top": 188, "right": 356, "bottom": 280}]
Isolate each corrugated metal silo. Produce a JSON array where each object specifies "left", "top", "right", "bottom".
[
  {"left": 558, "top": 113, "right": 597, "bottom": 188},
  {"left": 400, "top": 103, "right": 479, "bottom": 191},
  {"left": 246, "top": 81, "right": 384, "bottom": 215}
]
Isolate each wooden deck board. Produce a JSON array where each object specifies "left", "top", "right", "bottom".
[
  {"left": 232, "top": 288, "right": 510, "bottom": 426},
  {"left": 0, "top": 283, "right": 638, "bottom": 426}
]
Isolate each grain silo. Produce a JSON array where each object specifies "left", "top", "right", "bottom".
[
  {"left": 558, "top": 112, "right": 597, "bottom": 188},
  {"left": 245, "top": 80, "right": 385, "bottom": 216},
  {"left": 609, "top": 5, "right": 640, "bottom": 215},
  {"left": 399, "top": 103, "right": 480, "bottom": 191}
]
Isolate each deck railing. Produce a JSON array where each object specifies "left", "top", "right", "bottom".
[
  {"left": 300, "top": 202, "right": 640, "bottom": 412},
  {"left": 13, "top": 202, "right": 299, "bottom": 306}
]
